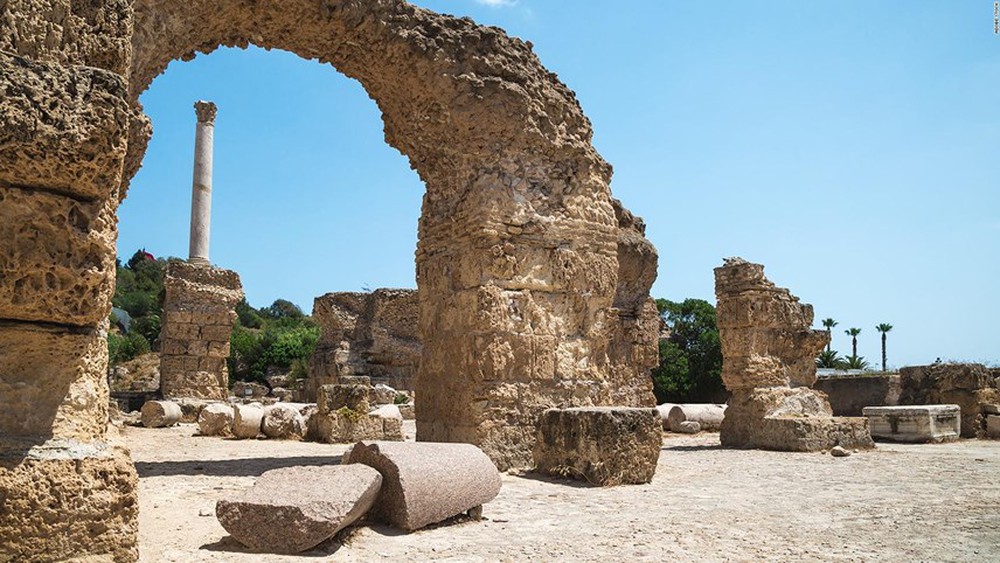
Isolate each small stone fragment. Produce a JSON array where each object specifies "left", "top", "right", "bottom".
[
  {"left": 830, "top": 446, "right": 851, "bottom": 457},
  {"left": 676, "top": 420, "right": 701, "bottom": 434},
  {"left": 216, "top": 465, "right": 382, "bottom": 554},
  {"left": 140, "top": 400, "right": 182, "bottom": 428}
]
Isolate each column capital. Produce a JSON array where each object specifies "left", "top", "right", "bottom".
[{"left": 194, "top": 100, "right": 217, "bottom": 124}]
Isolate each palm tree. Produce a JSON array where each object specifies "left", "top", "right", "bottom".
[
  {"left": 815, "top": 349, "right": 845, "bottom": 369},
  {"left": 876, "top": 323, "right": 893, "bottom": 372},
  {"left": 843, "top": 354, "right": 870, "bottom": 370},
  {"left": 845, "top": 327, "right": 861, "bottom": 358},
  {"left": 821, "top": 318, "right": 838, "bottom": 351}
]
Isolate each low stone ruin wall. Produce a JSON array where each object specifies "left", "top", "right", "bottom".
[
  {"left": 307, "top": 289, "right": 420, "bottom": 399},
  {"left": 898, "top": 363, "right": 1000, "bottom": 438},
  {"left": 814, "top": 373, "right": 901, "bottom": 417}
]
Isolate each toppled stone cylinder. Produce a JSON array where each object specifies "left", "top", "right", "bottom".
[{"left": 714, "top": 258, "right": 874, "bottom": 451}]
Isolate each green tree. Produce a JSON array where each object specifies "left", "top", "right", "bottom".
[
  {"left": 815, "top": 349, "right": 846, "bottom": 369},
  {"left": 260, "top": 299, "right": 305, "bottom": 320},
  {"left": 650, "top": 298, "right": 723, "bottom": 403},
  {"left": 875, "top": 323, "right": 893, "bottom": 372},
  {"left": 844, "top": 327, "right": 862, "bottom": 358},
  {"left": 843, "top": 354, "right": 870, "bottom": 370},
  {"left": 821, "top": 318, "right": 838, "bottom": 352}
]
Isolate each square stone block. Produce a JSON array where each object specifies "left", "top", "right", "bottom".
[
  {"left": 863, "top": 405, "right": 961, "bottom": 443},
  {"left": 0, "top": 52, "right": 128, "bottom": 199},
  {"left": 532, "top": 407, "right": 661, "bottom": 486},
  {"left": 317, "top": 384, "right": 370, "bottom": 414},
  {"left": 986, "top": 415, "right": 1000, "bottom": 440},
  {"left": 0, "top": 186, "right": 117, "bottom": 326}
]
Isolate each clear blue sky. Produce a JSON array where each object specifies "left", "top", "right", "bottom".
[{"left": 121, "top": 1, "right": 999, "bottom": 368}]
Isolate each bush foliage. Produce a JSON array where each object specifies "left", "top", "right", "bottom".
[{"left": 651, "top": 298, "right": 724, "bottom": 404}]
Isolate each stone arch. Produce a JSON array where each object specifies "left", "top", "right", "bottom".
[{"left": 0, "top": 1, "right": 658, "bottom": 558}]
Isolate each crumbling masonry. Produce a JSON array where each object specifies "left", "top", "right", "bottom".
[
  {"left": 714, "top": 258, "right": 874, "bottom": 451},
  {"left": 0, "top": 1, "right": 657, "bottom": 559}
]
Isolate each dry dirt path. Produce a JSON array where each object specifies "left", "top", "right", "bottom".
[{"left": 127, "top": 422, "right": 1000, "bottom": 562}]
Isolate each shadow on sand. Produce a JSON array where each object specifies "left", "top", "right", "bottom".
[{"left": 136, "top": 454, "right": 343, "bottom": 478}]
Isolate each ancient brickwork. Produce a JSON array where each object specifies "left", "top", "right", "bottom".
[
  {"left": 159, "top": 260, "right": 243, "bottom": 400},
  {"left": 0, "top": 1, "right": 140, "bottom": 559},
  {"left": 898, "top": 363, "right": 1000, "bottom": 438},
  {"left": 714, "top": 258, "right": 874, "bottom": 451},
  {"left": 1, "top": 9, "right": 657, "bottom": 558},
  {"left": 814, "top": 373, "right": 901, "bottom": 417},
  {"left": 308, "top": 289, "right": 420, "bottom": 398}
]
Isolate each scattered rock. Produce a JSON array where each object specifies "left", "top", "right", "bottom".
[
  {"left": 140, "top": 400, "right": 182, "bottom": 428},
  {"left": 232, "top": 404, "right": 264, "bottom": 439},
  {"left": 676, "top": 420, "right": 701, "bottom": 434},
  {"left": 831, "top": 446, "right": 851, "bottom": 457},
  {"left": 343, "top": 441, "right": 501, "bottom": 531},
  {"left": 369, "top": 404, "right": 403, "bottom": 424},
  {"left": 262, "top": 403, "right": 305, "bottom": 440},
  {"left": 370, "top": 384, "right": 397, "bottom": 406},
  {"left": 398, "top": 403, "right": 415, "bottom": 420},
  {"left": 198, "top": 403, "right": 235, "bottom": 437},
  {"left": 216, "top": 465, "right": 383, "bottom": 554}
]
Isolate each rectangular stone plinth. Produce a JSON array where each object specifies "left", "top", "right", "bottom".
[
  {"left": 863, "top": 405, "right": 960, "bottom": 443},
  {"left": 532, "top": 407, "right": 661, "bottom": 486}
]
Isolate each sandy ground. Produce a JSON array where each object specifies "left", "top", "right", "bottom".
[{"left": 127, "top": 421, "right": 1000, "bottom": 562}]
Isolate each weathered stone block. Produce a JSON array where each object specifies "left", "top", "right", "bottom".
[
  {"left": 987, "top": 415, "right": 1000, "bottom": 439},
  {"left": 0, "top": 52, "right": 129, "bottom": 199},
  {"left": 343, "top": 441, "right": 501, "bottom": 531},
  {"left": 216, "top": 465, "right": 382, "bottom": 554},
  {"left": 0, "top": 322, "right": 108, "bottom": 443},
  {"left": 863, "top": 405, "right": 961, "bottom": 443},
  {"left": 533, "top": 407, "right": 661, "bottom": 486},
  {"left": 317, "top": 384, "right": 370, "bottom": 414},
  {"left": 309, "top": 409, "right": 403, "bottom": 444},
  {"left": 0, "top": 437, "right": 138, "bottom": 562},
  {"left": 262, "top": 404, "right": 305, "bottom": 440},
  {"left": 0, "top": 187, "right": 118, "bottom": 326},
  {"left": 198, "top": 403, "right": 234, "bottom": 437}
]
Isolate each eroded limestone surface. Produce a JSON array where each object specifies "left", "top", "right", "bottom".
[
  {"left": 899, "top": 363, "right": 1000, "bottom": 438},
  {"left": 1, "top": 1, "right": 657, "bottom": 556},
  {"left": 308, "top": 289, "right": 421, "bottom": 398},
  {"left": 159, "top": 260, "right": 243, "bottom": 401},
  {"left": 714, "top": 259, "right": 873, "bottom": 451}
]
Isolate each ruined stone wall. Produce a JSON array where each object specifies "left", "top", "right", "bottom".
[
  {"left": 898, "top": 363, "right": 1000, "bottom": 438},
  {"left": 308, "top": 289, "right": 421, "bottom": 398},
  {"left": 714, "top": 258, "right": 873, "bottom": 451},
  {"left": 814, "top": 373, "right": 901, "bottom": 417},
  {"left": 0, "top": 2, "right": 139, "bottom": 560},
  {"left": 159, "top": 260, "right": 243, "bottom": 400}
]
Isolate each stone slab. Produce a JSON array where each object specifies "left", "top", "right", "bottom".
[
  {"left": 216, "top": 465, "right": 382, "bottom": 554},
  {"left": 863, "top": 405, "right": 961, "bottom": 443},
  {"left": 533, "top": 407, "right": 661, "bottom": 486},
  {"left": 343, "top": 441, "right": 501, "bottom": 531}
]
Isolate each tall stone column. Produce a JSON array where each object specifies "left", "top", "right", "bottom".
[
  {"left": 189, "top": 101, "right": 216, "bottom": 265},
  {"left": 158, "top": 101, "right": 242, "bottom": 402}
]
